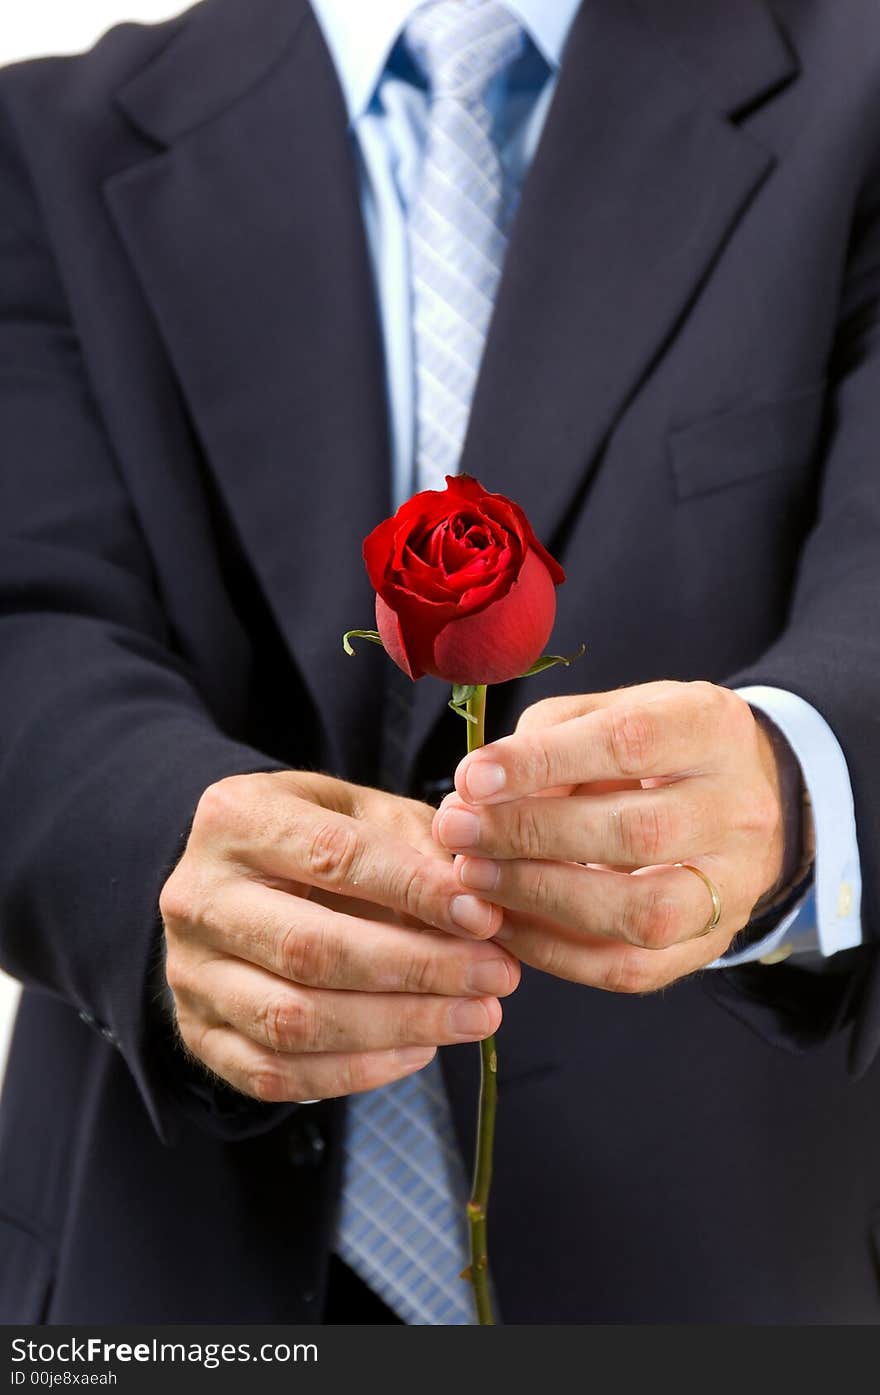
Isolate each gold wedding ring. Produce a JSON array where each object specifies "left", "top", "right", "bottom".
[{"left": 674, "top": 863, "right": 723, "bottom": 937}]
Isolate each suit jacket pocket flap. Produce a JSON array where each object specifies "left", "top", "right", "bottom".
[
  {"left": 669, "top": 384, "right": 827, "bottom": 501},
  {"left": 0, "top": 1213, "right": 53, "bottom": 1322}
]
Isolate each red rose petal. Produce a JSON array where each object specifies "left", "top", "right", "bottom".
[
  {"left": 429, "top": 547, "right": 559, "bottom": 685},
  {"left": 362, "top": 475, "right": 565, "bottom": 685},
  {"left": 375, "top": 594, "right": 423, "bottom": 680}
]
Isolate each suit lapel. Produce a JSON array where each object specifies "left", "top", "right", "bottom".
[
  {"left": 106, "top": 0, "right": 390, "bottom": 777},
  {"left": 405, "top": 0, "right": 797, "bottom": 774},
  {"left": 104, "top": 0, "right": 797, "bottom": 786}
]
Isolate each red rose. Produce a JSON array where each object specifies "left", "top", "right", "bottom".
[{"left": 363, "top": 474, "right": 565, "bottom": 685}]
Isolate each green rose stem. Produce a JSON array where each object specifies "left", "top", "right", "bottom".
[
  {"left": 463, "top": 682, "right": 497, "bottom": 1327},
  {"left": 342, "top": 626, "right": 585, "bottom": 1327}
]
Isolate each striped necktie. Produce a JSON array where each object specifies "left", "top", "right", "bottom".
[
  {"left": 335, "top": 0, "right": 524, "bottom": 1325},
  {"left": 408, "top": 0, "right": 524, "bottom": 491}
]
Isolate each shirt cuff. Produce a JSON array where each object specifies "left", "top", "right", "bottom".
[{"left": 707, "top": 685, "right": 862, "bottom": 968}]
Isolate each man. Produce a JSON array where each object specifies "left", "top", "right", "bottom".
[{"left": 1, "top": 0, "right": 879, "bottom": 1324}]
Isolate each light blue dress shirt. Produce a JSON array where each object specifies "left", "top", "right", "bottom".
[{"left": 309, "top": 0, "right": 862, "bottom": 965}]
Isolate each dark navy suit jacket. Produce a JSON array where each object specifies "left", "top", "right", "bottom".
[{"left": 2, "top": 0, "right": 880, "bottom": 1322}]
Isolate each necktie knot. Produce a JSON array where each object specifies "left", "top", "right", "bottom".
[{"left": 405, "top": 0, "right": 524, "bottom": 103}]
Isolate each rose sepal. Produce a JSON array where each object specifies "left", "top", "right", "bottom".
[
  {"left": 342, "top": 628, "right": 386, "bottom": 656},
  {"left": 448, "top": 683, "right": 479, "bottom": 724},
  {"left": 519, "top": 643, "right": 587, "bottom": 678}
]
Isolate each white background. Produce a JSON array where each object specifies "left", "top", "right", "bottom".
[
  {"left": 0, "top": 3, "right": 190, "bottom": 1080},
  {"left": 1, "top": 1, "right": 186, "bottom": 66}
]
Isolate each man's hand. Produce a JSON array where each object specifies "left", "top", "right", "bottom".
[
  {"left": 161, "top": 771, "right": 517, "bottom": 1103},
  {"left": 433, "top": 681, "right": 790, "bottom": 993}
]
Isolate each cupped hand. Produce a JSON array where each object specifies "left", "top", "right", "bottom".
[
  {"left": 161, "top": 771, "right": 518, "bottom": 1102},
  {"left": 433, "top": 681, "right": 790, "bottom": 994}
]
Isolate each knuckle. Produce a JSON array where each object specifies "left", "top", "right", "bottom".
[
  {"left": 524, "top": 860, "right": 557, "bottom": 916},
  {"left": 162, "top": 946, "right": 190, "bottom": 999},
  {"left": 688, "top": 679, "right": 721, "bottom": 714},
  {"left": 617, "top": 800, "right": 670, "bottom": 864},
  {"left": 279, "top": 920, "right": 337, "bottom": 986},
  {"left": 158, "top": 867, "right": 195, "bottom": 928},
  {"left": 604, "top": 949, "right": 654, "bottom": 996},
  {"left": 727, "top": 779, "right": 779, "bottom": 852},
  {"left": 510, "top": 800, "right": 547, "bottom": 859},
  {"left": 516, "top": 697, "right": 565, "bottom": 735},
  {"left": 696, "top": 682, "right": 749, "bottom": 742},
  {"left": 278, "top": 921, "right": 311, "bottom": 982},
  {"left": 257, "top": 992, "right": 304, "bottom": 1052},
  {"left": 516, "top": 734, "right": 554, "bottom": 791},
  {"left": 192, "top": 886, "right": 228, "bottom": 942},
  {"left": 305, "top": 821, "right": 361, "bottom": 887},
  {"left": 396, "top": 999, "right": 430, "bottom": 1045},
  {"left": 401, "top": 952, "right": 439, "bottom": 995},
  {"left": 194, "top": 775, "right": 251, "bottom": 836},
  {"left": 401, "top": 861, "right": 436, "bottom": 926},
  {"left": 335, "top": 1054, "right": 372, "bottom": 1097},
  {"left": 607, "top": 707, "right": 656, "bottom": 776},
  {"left": 749, "top": 786, "right": 781, "bottom": 841},
  {"left": 725, "top": 686, "right": 756, "bottom": 731},
  {"left": 530, "top": 933, "right": 571, "bottom": 980},
  {"left": 181, "top": 1021, "right": 226, "bottom": 1078},
  {"left": 273, "top": 992, "right": 316, "bottom": 1051},
  {"left": 536, "top": 737, "right": 556, "bottom": 791},
  {"left": 173, "top": 1012, "right": 200, "bottom": 1058},
  {"left": 257, "top": 998, "right": 286, "bottom": 1052},
  {"left": 623, "top": 887, "right": 678, "bottom": 949},
  {"left": 247, "top": 1063, "right": 290, "bottom": 1104}
]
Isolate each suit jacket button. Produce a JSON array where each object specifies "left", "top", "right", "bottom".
[{"left": 288, "top": 1117, "right": 326, "bottom": 1168}]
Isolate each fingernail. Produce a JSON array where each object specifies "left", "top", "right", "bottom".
[
  {"left": 466, "top": 958, "right": 513, "bottom": 995},
  {"left": 438, "top": 807, "right": 481, "bottom": 850},
  {"left": 464, "top": 761, "right": 506, "bottom": 802},
  {"left": 458, "top": 856, "right": 500, "bottom": 892},
  {"left": 396, "top": 1046, "right": 437, "bottom": 1067},
  {"left": 450, "top": 893, "right": 495, "bottom": 936},
  {"left": 450, "top": 999, "right": 492, "bottom": 1037}
]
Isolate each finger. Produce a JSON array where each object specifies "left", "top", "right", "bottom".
[
  {"left": 179, "top": 958, "right": 503, "bottom": 1054},
  {"left": 455, "top": 682, "right": 748, "bottom": 802},
  {"left": 455, "top": 857, "right": 739, "bottom": 948},
  {"left": 492, "top": 909, "right": 731, "bottom": 993},
  {"left": 515, "top": 691, "right": 612, "bottom": 733},
  {"left": 192, "top": 879, "right": 519, "bottom": 993},
  {"left": 511, "top": 682, "right": 711, "bottom": 739},
  {"left": 184, "top": 1022, "right": 439, "bottom": 1103},
  {"left": 434, "top": 782, "right": 723, "bottom": 866},
  {"left": 203, "top": 777, "right": 500, "bottom": 939}
]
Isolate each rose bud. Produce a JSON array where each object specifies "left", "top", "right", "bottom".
[{"left": 362, "top": 474, "right": 565, "bottom": 685}]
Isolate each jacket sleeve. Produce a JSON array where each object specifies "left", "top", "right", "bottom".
[
  {"left": 711, "top": 160, "right": 880, "bottom": 1075},
  {"left": 0, "top": 98, "right": 294, "bottom": 1143}
]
